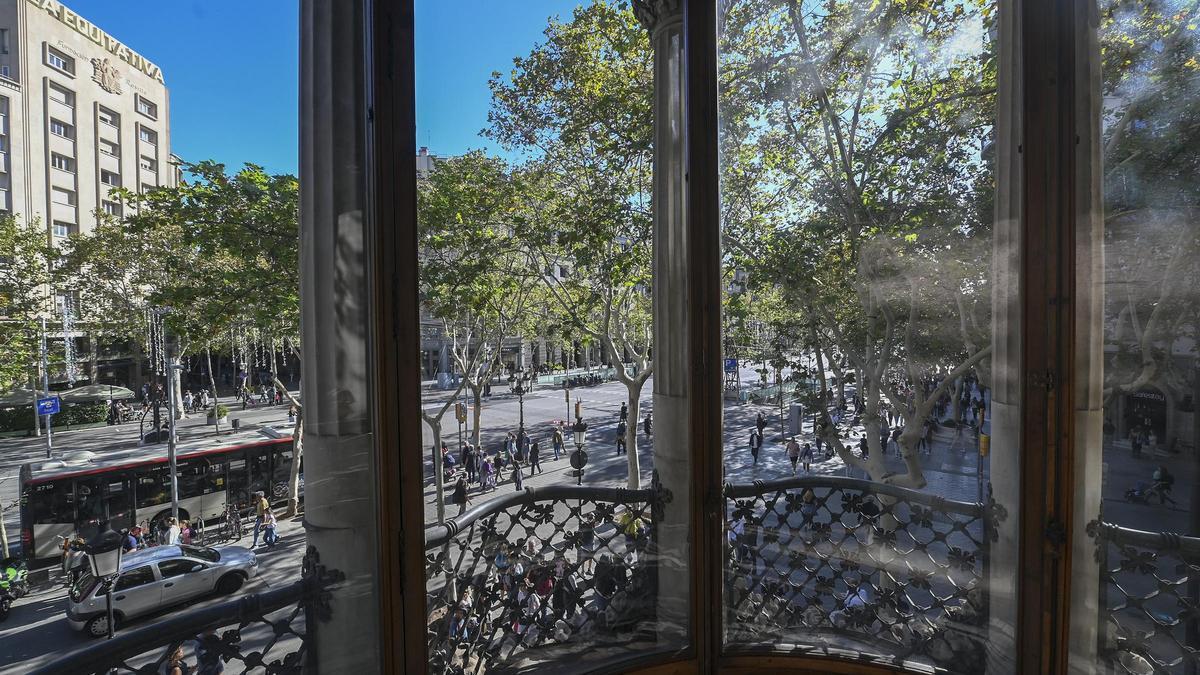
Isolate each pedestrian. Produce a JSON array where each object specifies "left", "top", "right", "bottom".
[
  {"left": 480, "top": 456, "right": 494, "bottom": 491},
  {"left": 517, "top": 429, "right": 530, "bottom": 461},
  {"left": 505, "top": 432, "right": 517, "bottom": 464},
  {"left": 619, "top": 402, "right": 628, "bottom": 422},
  {"left": 183, "top": 390, "right": 194, "bottom": 413},
  {"left": 552, "top": 424, "right": 564, "bottom": 460},
  {"left": 799, "top": 488, "right": 817, "bottom": 533},
  {"left": 167, "top": 517, "right": 182, "bottom": 546},
  {"left": 616, "top": 420, "right": 627, "bottom": 454},
  {"left": 512, "top": 459, "right": 524, "bottom": 490},
  {"left": 577, "top": 513, "right": 597, "bottom": 574},
  {"left": 251, "top": 491, "right": 270, "bottom": 548},
  {"left": 452, "top": 477, "right": 470, "bottom": 516},
  {"left": 756, "top": 412, "right": 767, "bottom": 437},
  {"left": 643, "top": 412, "right": 653, "bottom": 438},
  {"left": 859, "top": 436, "right": 869, "bottom": 459},
  {"left": 1152, "top": 465, "right": 1176, "bottom": 505},
  {"left": 749, "top": 429, "right": 761, "bottom": 465},
  {"left": 800, "top": 442, "right": 814, "bottom": 473},
  {"left": 164, "top": 645, "right": 191, "bottom": 675},
  {"left": 122, "top": 529, "right": 137, "bottom": 553},
  {"left": 194, "top": 628, "right": 225, "bottom": 675},
  {"left": 464, "top": 444, "right": 478, "bottom": 483},
  {"left": 787, "top": 438, "right": 801, "bottom": 476},
  {"left": 263, "top": 510, "right": 279, "bottom": 546},
  {"left": 530, "top": 441, "right": 543, "bottom": 475},
  {"left": 180, "top": 519, "right": 193, "bottom": 545}
]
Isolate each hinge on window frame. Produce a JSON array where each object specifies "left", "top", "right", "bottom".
[{"left": 1030, "top": 370, "right": 1056, "bottom": 391}]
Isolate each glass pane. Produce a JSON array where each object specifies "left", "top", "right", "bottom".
[
  {"left": 719, "top": 1, "right": 1014, "bottom": 671},
  {"left": 417, "top": 1, "right": 688, "bottom": 671},
  {"left": 1078, "top": 1, "right": 1200, "bottom": 671}
]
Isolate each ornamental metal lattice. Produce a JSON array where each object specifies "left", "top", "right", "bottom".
[
  {"left": 424, "top": 484, "right": 668, "bottom": 675},
  {"left": 1088, "top": 520, "right": 1200, "bottom": 674},
  {"left": 723, "top": 476, "right": 999, "bottom": 673}
]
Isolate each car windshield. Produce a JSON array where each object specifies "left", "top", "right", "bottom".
[
  {"left": 179, "top": 545, "right": 220, "bottom": 563},
  {"left": 69, "top": 571, "right": 97, "bottom": 603}
]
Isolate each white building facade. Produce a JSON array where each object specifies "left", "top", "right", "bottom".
[{"left": 0, "top": 0, "right": 172, "bottom": 244}]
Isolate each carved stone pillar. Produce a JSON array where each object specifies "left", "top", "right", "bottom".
[
  {"left": 634, "top": 0, "right": 690, "bottom": 641},
  {"left": 299, "top": 0, "right": 380, "bottom": 671}
]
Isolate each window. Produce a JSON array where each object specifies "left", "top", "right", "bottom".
[
  {"left": 140, "top": 156, "right": 156, "bottom": 172},
  {"left": 141, "top": 182, "right": 156, "bottom": 193},
  {"left": 45, "top": 45, "right": 73, "bottom": 75},
  {"left": 135, "top": 95, "right": 157, "bottom": 119},
  {"left": 101, "top": 170, "right": 121, "bottom": 187},
  {"left": 48, "top": 82, "right": 74, "bottom": 107},
  {"left": 114, "top": 566, "right": 155, "bottom": 592},
  {"left": 139, "top": 126, "right": 157, "bottom": 145},
  {"left": 102, "top": 200, "right": 122, "bottom": 217},
  {"left": 98, "top": 107, "right": 119, "bottom": 128},
  {"left": 0, "top": 29, "right": 9, "bottom": 55},
  {"left": 51, "top": 187, "right": 75, "bottom": 206},
  {"left": 135, "top": 466, "right": 169, "bottom": 509},
  {"left": 158, "top": 559, "right": 203, "bottom": 579},
  {"left": 52, "top": 220, "right": 75, "bottom": 237},
  {"left": 27, "top": 480, "right": 73, "bottom": 524},
  {"left": 50, "top": 152, "right": 74, "bottom": 172},
  {"left": 99, "top": 138, "right": 119, "bottom": 157},
  {"left": 49, "top": 118, "right": 73, "bottom": 139}
]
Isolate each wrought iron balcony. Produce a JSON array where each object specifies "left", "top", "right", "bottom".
[{"left": 1088, "top": 520, "right": 1200, "bottom": 674}]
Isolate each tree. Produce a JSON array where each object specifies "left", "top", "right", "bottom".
[
  {"left": 419, "top": 151, "right": 540, "bottom": 521},
  {"left": 0, "top": 216, "right": 52, "bottom": 393},
  {"left": 719, "top": 0, "right": 997, "bottom": 487},
  {"left": 487, "top": 0, "right": 655, "bottom": 488}
]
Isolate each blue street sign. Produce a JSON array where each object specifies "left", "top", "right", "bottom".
[
  {"left": 724, "top": 358, "right": 738, "bottom": 374},
  {"left": 36, "top": 397, "right": 60, "bottom": 416}
]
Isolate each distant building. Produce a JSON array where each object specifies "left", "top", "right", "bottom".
[{"left": 0, "top": 0, "right": 174, "bottom": 245}]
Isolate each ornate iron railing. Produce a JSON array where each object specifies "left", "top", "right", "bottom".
[
  {"left": 723, "top": 476, "right": 1002, "bottom": 674},
  {"left": 1088, "top": 520, "right": 1200, "bottom": 674},
  {"left": 424, "top": 483, "right": 669, "bottom": 675},
  {"left": 29, "top": 546, "right": 340, "bottom": 675}
]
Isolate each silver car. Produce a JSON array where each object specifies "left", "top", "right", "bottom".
[{"left": 66, "top": 544, "right": 258, "bottom": 638}]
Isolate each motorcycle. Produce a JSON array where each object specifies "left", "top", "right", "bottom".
[
  {"left": 1124, "top": 482, "right": 1158, "bottom": 505},
  {"left": 0, "top": 557, "right": 29, "bottom": 622}
]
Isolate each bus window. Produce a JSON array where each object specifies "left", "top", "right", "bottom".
[
  {"left": 75, "top": 477, "right": 105, "bottom": 533},
  {"left": 106, "top": 476, "right": 133, "bottom": 530},
  {"left": 206, "top": 461, "right": 226, "bottom": 495},
  {"left": 272, "top": 447, "right": 294, "bottom": 500},
  {"left": 228, "top": 458, "right": 249, "bottom": 508},
  {"left": 28, "top": 480, "right": 73, "bottom": 524},
  {"left": 179, "top": 460, "right": 206, "bottom": 497},
  {"left": 248, "top": 449, "right": 270, "bottom": 497},
  {"left": 135, "top": 466, "right": 170, "bottom": 510}
]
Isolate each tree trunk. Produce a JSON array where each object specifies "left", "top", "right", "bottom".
[
  {"left": 205, "top": 348, "right": 218, "bottom": 400},
  {"left": 470, "top": 383, "right": 483, "bottom": 447},
  {"left": 624, "top": 385, "right": 643, "bottom": 489},
  {"left": 287, "top": 406, "right": 303, "bottom": 516},
  {"left": 430, "top": 418, "right": 446, "bottom": 523},
  {"left": 169, "top": 355, "right": 185, "bottom": 419}
]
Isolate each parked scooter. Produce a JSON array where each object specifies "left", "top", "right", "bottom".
[{"left": 0, "top": 557, "right": 29, "bottom": 622}]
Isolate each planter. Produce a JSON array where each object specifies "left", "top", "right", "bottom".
[{"left": 208, "top": 415, "right": 229, "bottom": 425}]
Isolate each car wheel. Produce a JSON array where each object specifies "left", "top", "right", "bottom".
[
  {"left": 84, "top": 614, "right": 110, "bottom": 638},
  {"left": 216, "top": 573, "right": 244, "bottom": 595}
]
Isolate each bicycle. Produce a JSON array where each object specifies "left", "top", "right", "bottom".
[{"left": 223, "top": 503, "right": 245, "bottom": 541}]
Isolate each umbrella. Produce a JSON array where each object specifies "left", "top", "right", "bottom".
[{"left": 60, "top": 384, "right": 136, "bottom": 403}]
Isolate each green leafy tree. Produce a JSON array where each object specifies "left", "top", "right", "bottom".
[
  {"left": 0, "top": 216, "right": 52, "bottom": 392},
  {"left": 488, "top": 0, "right": 654, "bottom": 488}
]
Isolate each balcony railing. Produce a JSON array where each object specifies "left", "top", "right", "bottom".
[
  {"left": 1088, "top": 519, "right": 1200, "bottom": 674},
  {"left": 30, "top": 546, "right": 340, "bottom": 675},
  {"left": 724, "top": 476, "right": 999, "bottom": 673}
]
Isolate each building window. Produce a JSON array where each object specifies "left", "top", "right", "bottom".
[
  {"left": 0, "top": 29, "right": 9, "bottom": 55},
  {"left": 48, "top": 82, "right": 74, "bottom": 107},
  {"left": 139, "top": 126, "right": 158, "bottom": 145},
  {"left": 50, "top": 153, "right": 74, "bottom": 172},
  {"left": 49, "top": 118, "right": 73, "bottom": 139},
  {"left": 52, "top": 220, "right": 76, "bottom": 238},
  {"left": 140, "top": 156, "right": 156, "bottom": 172},
  {"left": 101, "top": 170, "right": 121, "bottom": 187},
  {"left": 51, "top": 187, "right": 75, "bottom": 206},
  {"left": 98, "top": 107, "right": 119, "bottom": 128},
  {"left": 99, "top": 138, "right": 119, "bottom": 157},
  {"left": 45, "top": 46, "right": 74, "bottom": 75},
  {"left": 135, "top": 95, "right": 157, "bottom": 119},
  {"left": 102, "top": 200, "right": 122, "bottom": 217},
  {"left": 141, "top": 182, "right": 156, "bottom": 194}
]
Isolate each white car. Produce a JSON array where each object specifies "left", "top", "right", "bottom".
[{"left": 66, "top": 544, "right": 257, "bottom": 638}]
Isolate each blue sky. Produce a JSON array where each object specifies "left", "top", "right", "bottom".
[
  {"left": 415, "top": 0, "right": 577, "bottom": 157},
  {"left": 65, "top": 1, "right": 299, "bottom": 175},
  {"left": 62, "top": 1, "right": 579, "bottom": 176}
]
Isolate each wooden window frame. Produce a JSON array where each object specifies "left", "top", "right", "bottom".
[{"left": 369, "top": 0, "right": 1084, "bottom": 672}]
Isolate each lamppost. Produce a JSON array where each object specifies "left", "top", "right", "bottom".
[
  {"left": 508, "top": 367, "right": 532, "bottom": 435},
  {"left": 85, "top": 524, "right": 124, "bottom": 640},
  {"left": 570, "top": 409, "right": 589, "bottom": 486}
]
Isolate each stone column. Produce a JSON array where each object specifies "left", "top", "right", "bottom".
[
  {"left": 1069, "top": 0, "right": 1105, "bottom": 668},
  {"left": 634, "top": 0, "right": 690, "bottom": 643},
  {"left": 299, "top": 1, "right": 380, "bottom": 671},
  {"left": 986, "top": 0, "right": 1022, "bottom": 669}
]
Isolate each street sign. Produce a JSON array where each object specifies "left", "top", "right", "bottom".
[
  {"left": 36, "top": 397, "right": 60, "bottom": 416},
  {"left": 724, "top": 358, "right": 738, "bottom": 373},
  {"left": 570, "top": 449, "right": 589, "bottom": 470}
]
